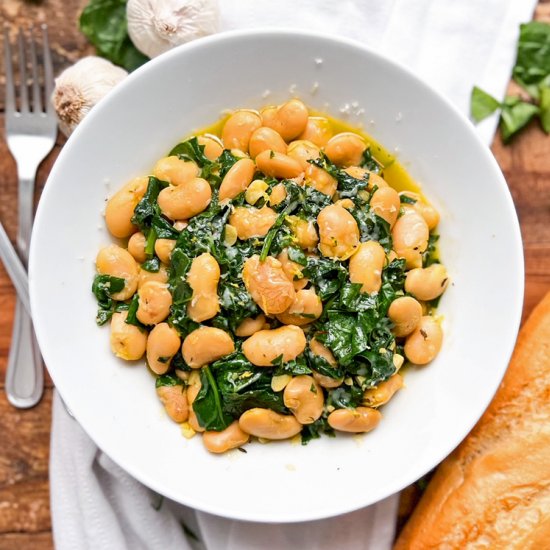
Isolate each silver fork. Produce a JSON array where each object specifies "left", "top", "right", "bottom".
[{"left": 4, "top": 25, "right": 57, "bottom": 408}]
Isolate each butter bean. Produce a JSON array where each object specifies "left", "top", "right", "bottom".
[
  {"left": 187, "top": 253, "right": 220, "bottom": 322},
  {"left": 305, "top": 163, "right": 337, "bottom": 196},
  {"left": 324, "top": 132, "right": 366, "bottom": 167},
  {"left": 404, "top": 316, "right": 443, "bottom": 365},
  {"left": 229, "top": 206, "right": 278, "bottom": 239},
  {"left": 138, "top": 265, "right": 169, "bottom": 288},
  {"left": 388, "top": 296, "right": 422, "bottom": 337},
  {"left": 405, "top": 264, "right": 449, "bottom": 301},
  {"left": 309, "top": 337, "right": 343, "bottom": 388},
  {"left": 283, "top": 375, "right": 324, "bottom": 424},
  {"left": 286, "top": 216, "right": 319, "bottom": 251},
  {"left": 136, "top": 281, "right": 172, "bottom": 325},
  {"left": 392, "top": 210, "right": 429, "bottom": 269},
  {"left": 152, "top": 156, "right": 199, "bottom": 186},
  {"left": 287, "top": 140, "right": 320, "bottom": 170},
  {"left": 349, "top": 241, "right": 386, "bottom": 293},
  {"left": 317, "top": 204, "right": 360, "bottom": 260},
  {"left": 222, "top": 110, "right": 262, "bottom": 152},
  {"left": 96, "top": 244, "right": 139, "bottom": 300},
  {"left": 298, "top": 116, "right": 333, "bottom": 147},
  {"left": 363, "top": 374, "right": 404, "bottom": 407},
  {"left": 127, "top": 231, "right": 147, "bottom": 263},
  {"left": 147, "top": 323, "right": 181, "bottom": 374},
  {"left": 203, "top": 421, "right": 250, "bottom": 453},
  {"left": 110, "top": 310, "right": 147, "bottom": 360},
  {"left": 277, "top": 249, "right": 308, "bottom": 291},
  {"left": 327, "top": 407, "right": 382, "bottom": 433},
  {"left": 262, "top": 99, "right": 309, "bottom": 142},
  {"left": 242, "top": 255, "right": 295, "bottom": 314},
  {"left": 245, "top": 179, "right": 269, "bottom": 205},
  {"left": 243, "top": 325, "right": 306, "bottom": 366},
  {"left": 219, "top": 158, "right": 255, "bottom": 202},
  {"left": 248, "top": 127, "right": 287, "bottom": 159},
  {"left": 370, "top": 187, "right": 401, "bottom": 227},
  {"left": 276, "top": 288, "right": 322, "bottom": 326},
  {"left": 235, "top": 314, "right": 267, "bottom": 337},
  {"left": 154, "top": 238, "right": 176, "bottom": 264},
  {"left": 269, "top": 183, "right": 287, "bottom": 206},
  {"left": 157, "top": 177, "right": 211, "bottom": 220},
  {"left": 399, "top": 192, "right": 440, "bottom": 230},
  {"left": 105, "top": 176, "right": 148, "bottom": 238},
  {"left": 239, "top": 408, "right": 303, "bottom": 440},
  {"left": 182, "top": 327, "right": 235, "bottom": 368},
  {"left": 157, "top": 383, "right": 188, "bottom": 423},
  {"left": 256, "top": 150, "right": 304, "bottom": 179},
  {"left": 187, "top": 371, "right": 204, "bottom": 432},
  {"left": 197, "top": 134, "right": 223, "bottom": 160}
]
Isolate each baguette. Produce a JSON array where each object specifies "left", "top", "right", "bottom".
[{"left": 395, "top": 291, "right": 550, "bottom": 550}]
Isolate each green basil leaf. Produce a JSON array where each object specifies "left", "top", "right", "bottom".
[
  {"left": 470, "top": 86, "right": 501, "bottom": 123},
  {"left": 500, "top": 96, "right": 540, "bottom": 142}
]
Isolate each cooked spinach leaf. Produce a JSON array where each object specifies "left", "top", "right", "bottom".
[
  {"left": 301, "top": 415, "right": 335, "bottom": 445},
  {"left": 213, "top": 352, "right": 287, "bottom": 417},
  {"left": 192, "top": 366, "right": 233, "bottom": 431},
  {"left": 155, "top": 373, "right": 184, "bottom": 388},
  {"left": 92, "top": 274, "right": 125, "bottom": 325}
]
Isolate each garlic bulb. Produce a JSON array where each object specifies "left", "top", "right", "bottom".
[
  {"left": 127, "top": 0, "right": 220, "bottom": 59},
  {"left": 52, "top": 57, "right": 128, "bottom": 136}
]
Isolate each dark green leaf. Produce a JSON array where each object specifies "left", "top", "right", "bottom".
[
  {"left": 125, "top": 293, "right": 146, "bottom": 328},
  {"left": 192, "top": 366, "right": 233, "bottom": 431},
  {"left": 326, "top": 385, "right": 363, "bottom": 409},
  {"left": 470, "top": 86, "right": 501, "bottom": 122},
  {"left": 301, "top": 415, "right": 335, "bottom": 445},
  {"left": 155, "top": 374, "right": 184, "bottom": 388},
  {"left": 91, "top": 274, "right": 125, "bottom": 325},
  {"left": 272, "top": 354, "right": 311, "bottom": 376},
  {"left": 213, "top": 353, "right": 287, "bottom": 417},
  {"left": 131, "top": 177, "right": 169, "bottom": 230},
  {"left": 79, "top": 0, "right": 149, "bottom": 71},
  {"left": 360, "top": 147, "right": 383, "bottom": 173},
  {"left": 303, "top": 256, "right": 347, "bottom": 300},
  {"left": 141, "top": 256, "right": 160, "bottom": 272},
  {"left": 351, "top": 206, "right": 392, "bottom": 252}
]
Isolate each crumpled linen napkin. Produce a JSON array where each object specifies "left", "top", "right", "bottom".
[{"left": 50, "top": 1, "right": 537, "bottom": 548}]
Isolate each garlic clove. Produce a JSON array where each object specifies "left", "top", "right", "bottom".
[
  {"left": 52, "top": 56, "right": 128, "bottom": 137},
  {"left": 127, "top": 0, "right": 220, "bottom": 59}
]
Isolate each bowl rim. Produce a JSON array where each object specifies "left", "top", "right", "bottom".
[{"left": 30, "top": 27, "right": 524, "bottom": 522}]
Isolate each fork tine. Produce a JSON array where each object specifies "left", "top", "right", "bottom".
[
  {"left": 41, "top": 25, "right": 54, "bottom": 114},
  {"left": 3, "top": 27, "right": 16, "bottom": 114},
  {"left": 28, "top": 27, "right": 42, "bottom": 113},
  {"left": 17, "top": 28, "right": 29, "bottom": 113}
]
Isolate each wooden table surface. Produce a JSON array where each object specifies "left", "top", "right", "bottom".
[{"left": 1, "top": 1, "right": 549, "bottom": 548}]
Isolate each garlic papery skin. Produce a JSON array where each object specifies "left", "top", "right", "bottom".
[
  {"left": 52, "top": 56, "right": 128, "bottom": 136},
  {"left": 127, "top": 0, "right": 220, "bottom": 59}
]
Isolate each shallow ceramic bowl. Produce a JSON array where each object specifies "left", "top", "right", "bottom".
[{"left": 29, "top": 30, "right": 523, "bottom": 523}]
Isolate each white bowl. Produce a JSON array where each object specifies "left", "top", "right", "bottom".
[{"left": 29, "top": 29, "right": 523, "bottom": 523}]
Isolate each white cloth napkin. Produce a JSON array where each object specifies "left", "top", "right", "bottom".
[{"left": 50, "top": 1, "right": 537, "bottom": 548}]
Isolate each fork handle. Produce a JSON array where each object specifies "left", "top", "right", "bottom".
[
  {"left": 16, "top": 175, "right": 34, "bottom": 263},
  {"left": 6, "top": 301, "right": 44, "bottom": 408},
  {"left": 5, "top": 174, "right": 44, "bottom": 408}
]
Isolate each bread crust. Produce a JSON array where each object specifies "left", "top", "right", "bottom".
[{"left": 395, "top": 291, "right": 550, "bottom": 550}]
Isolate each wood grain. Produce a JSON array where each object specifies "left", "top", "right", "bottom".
[{"left": 0, "top": 1, "right": 549, "bottom": 549}]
